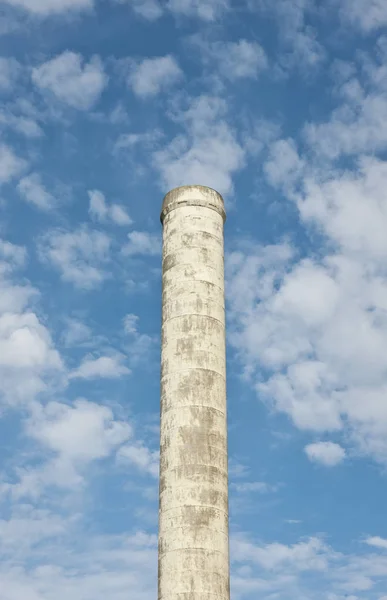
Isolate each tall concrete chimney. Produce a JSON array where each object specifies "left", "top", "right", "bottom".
[{"left": 158, "top": 185, "right": 229, "bottom": 600}]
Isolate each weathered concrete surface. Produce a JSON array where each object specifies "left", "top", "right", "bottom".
[{"left": 158, "top": 186, "right": 230, "bottom": 600}]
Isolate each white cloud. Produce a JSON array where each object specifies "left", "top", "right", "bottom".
[
  {"left": 232, "top": 533, "right": 330, "bottom": 571},
  {"left": 227, "top": 35, "right": 387, "bottom": 467},
  {"left": 38, "top": 226, "right": 111, "bottom": 289},
  {"left": 365, "top": 536, "right": 387, "bottom": 550},
  {"left": 129, "top": 55, "right": 183, "bottom": 98},
  {"left": 122, "top": 231, "right": 161, "bottom": 256},
  {"left": 62, "top": 318, "right": 92, "bottom": 347},
  {"left": 337, "top": 0, "right": 387, "bottom": 33},
  {"left": 299, "top": 158, "right": 387, "bottom": 261},
  {"left": 153, "top": 95, "right": 245, "bottom": 195},
  {"left": 304, "top": 441, "right": 346, "bottom": 466},
  {"left": 248, "top": 0, "right": 325, "bottom": 73},
  {"left": 2, "top": 399, "right": 132, "bottom": 499},
  {"left": 117, "top": 442, "right": 159, "bottom": 477},
  {"left": 0, "top": 239, "right": 26, "bottom": 269},
  {"left": 0, "top": 144, "right": 26, "bottom": 185},
  {"left": 110, "top": 203, "right": 132, "bottom": 225},
  {"left": 118, "top": 0, "right": 163, "bottom": 20},
  {"left": 167, "top": 0, "right": 229, "bottom": 21},
  {"left": 230, "top": 534, "right": 387, "bottom": 599},
  {"left": 264, "top": 138, "right": 305, "bottom": 189},
  {"left": 0, "top": 244, "right": 63, "bottom": 408},
  {"left": 32, "top": 51, "right": 107, "bottom": 110},
  {"left": 69, "top": 354, "right": 130, "bottom": 380},
  {"left": 0, "top": 312, "right": 61, "bottom": 370},
  {"left": 0, "top": 57, "right": 20, "bottom": 91},
  {"left": 0, "top": 505, "right": 68, "bottom": 551},
  {"left": 17, "top": 173, "right": 55, "bottom": 211},
  {"left": 201, "top": 39, "right": 268, "bottom": 80},
  {"left": 88, "top": 189, "right": 132, "bottom": 226},
  {"left": 2, "top": 0, "right": 93, "bottom": 16},
  {"left": 304, "top": 94, "right": 387, "bottom": 160},
  {"left": 0, "top": 524, "right": 157, "bottom": 600},
  {"left": 88, "top": 189, "right": 107, "bottom": 220},
  {"left": 123, "top": 313, "right": 156, "bottom": 367},
  {"left": 0, "top": 109, "right": 43, "bottom": 138},
  {"left": 227, "top": 235, "right": 387, "bottom": 456},
  {"left": 115, "top": 129, "right": 163, "bottom": 152},
  {"left": 27, "top": 399, "right": 131, "bottom": 464},
  {"left": 123, "top": 313, "right": 139, "bottom": 335},
  {"left": 304, "top": 43, "right": 387, "bottom": 160},
  {"left": 231, "top": 481, "right": 274, "bottom": 493}
]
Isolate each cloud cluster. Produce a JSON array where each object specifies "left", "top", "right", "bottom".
[
  {"left": 0, "top": 57, "right": 20, "bottom": 91},
  {"left": 250, "top": 0, "right": 325, "bottom": 72},
  {"left": 167, "top": 0, "right": 229, "bottom": 20},
  {"left": 0, "top": 144, "right": 26, "bottom": 185},
  {"left": 69, "top": 354, "right": 130, "bottom": 379},
  {"left": 0, "top": 516, "right": 157, "bottom": 600},
  {"left": 336, "top": 0, "right": 387, "bottom": 33},
  {"left": 304, "top": 441, "right": 346, "bottom": 467},
  {"left": 154, "top": 95, "right": 245, "bottom": 194},
  {"left": 17, "top": 173, "right": 55, "bottom": 211},
  {"left": 123, "top": 0, "right": 230, "bottom": 21},
  {"left": 228, "top": 38, "right": 387, "bottom": 466},
  {"left": 38, "top": 226, "right": 111, "bottom": 289},
  {"left": 88, "top": 189, "right": 132, "bottom": 226},
  {"left": 232, "top": 532, "right": 387, "bottom": 598},
  {"left": 0, "top": 241, "right": 62, "bottom": 408},
  {"left": 2, "top": 0, "right": 92, "bottom": 16},
  {"left": 194, "top": 37, "right": 268, "bottom": 82},
  {"left": 32, "top": 51, "right": 107, "bottom": 110},
  {"left": 128, "top": 55, "right": 183, "bottom": 98}
]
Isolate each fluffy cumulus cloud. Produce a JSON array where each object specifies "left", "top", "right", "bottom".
[
  {"left": 38, "top": 226, "right": 111, "bottom": 289},
  {"left": 17, "top": 173, "right": 55, "bottom": 211},
  {"left": 0, "top": 109, "right": 43, "bottom": 138},
  {"left": 122, "top": 231, "right": 161, "bottom": 256},
  {"left": 32, "top": 51, "right": 107, "bottom": 110},
  {"left": 167, "top": 0, "right": 229, "bottom": 20},
  {"left": 365, "top": 536, "right": 387, "bottom": 550},
  {"left": 0, "top": 523, "right": 157, "bottom": 600},
  {"left": 231, "top": 481, "right": 274, "bottom": 493},
  {"left": 227, "top": 228, "right": 387, "bottom": 462},
  {"left": 27, "top": 399, "right": 131, "bottom": 466},
  {"left": 250, "top": 0, "right": 325, "bottom": 71},
  {"left": 62, "top": 317, "right": 92, "bottom": 347},
  {"left": 118, "top": 0, "right": 163, "bottom": 20},
  {"left": 196, "top": 38, "right": 268, "bottom": 81},
  {"left": 69, "top": 354, "right": 130, "bottom": 379},
  {"left": 88, "top": 189, "right": 132, "bottom": 226},
  {"left": 128, "top": 55, "right": 183, "bottom": 98},
  {"left": 0, "top": 245, "right": 62, "bottom": 413},
  {"left": 337, "top": 0, "right": 387, "bottom": 32},
  {"left": 230, "top": 532, "right": 387, "bottom": 597},
  {"left": 215, "top": 39, "right": 268, "bottom": 79},
  {"left": 0, "top": 312, "right": 61, "bottom": 371},
  {"left": 305, "top": 442, "right": 346, "bottom": 467},
  {"left": 123, "top": 313, "right": 156, "bottom": 367},
  {"left": 153, "top": 95, "right": 245, "bottom": 194},
  {"left": 0, "top": 144, "right": 26, "bottom": 185},
  {"left": 227, "top": 35, "right": 387, "bottom": 467},
  {"left": 117, "top": 442, "right": 159, "bottom": 477},
  {"left": 0, "top": 57, "right": 20, "bottom": 91},
  {"left": 2, "top": 0, "right": 93, "bottom": 15},
  {"left": 123, "top": 0, "right": 230, "bottom": 21}
]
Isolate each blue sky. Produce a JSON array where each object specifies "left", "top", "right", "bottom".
[{"left": 1, "top": 0, "right": 387, "bottom": 598}]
